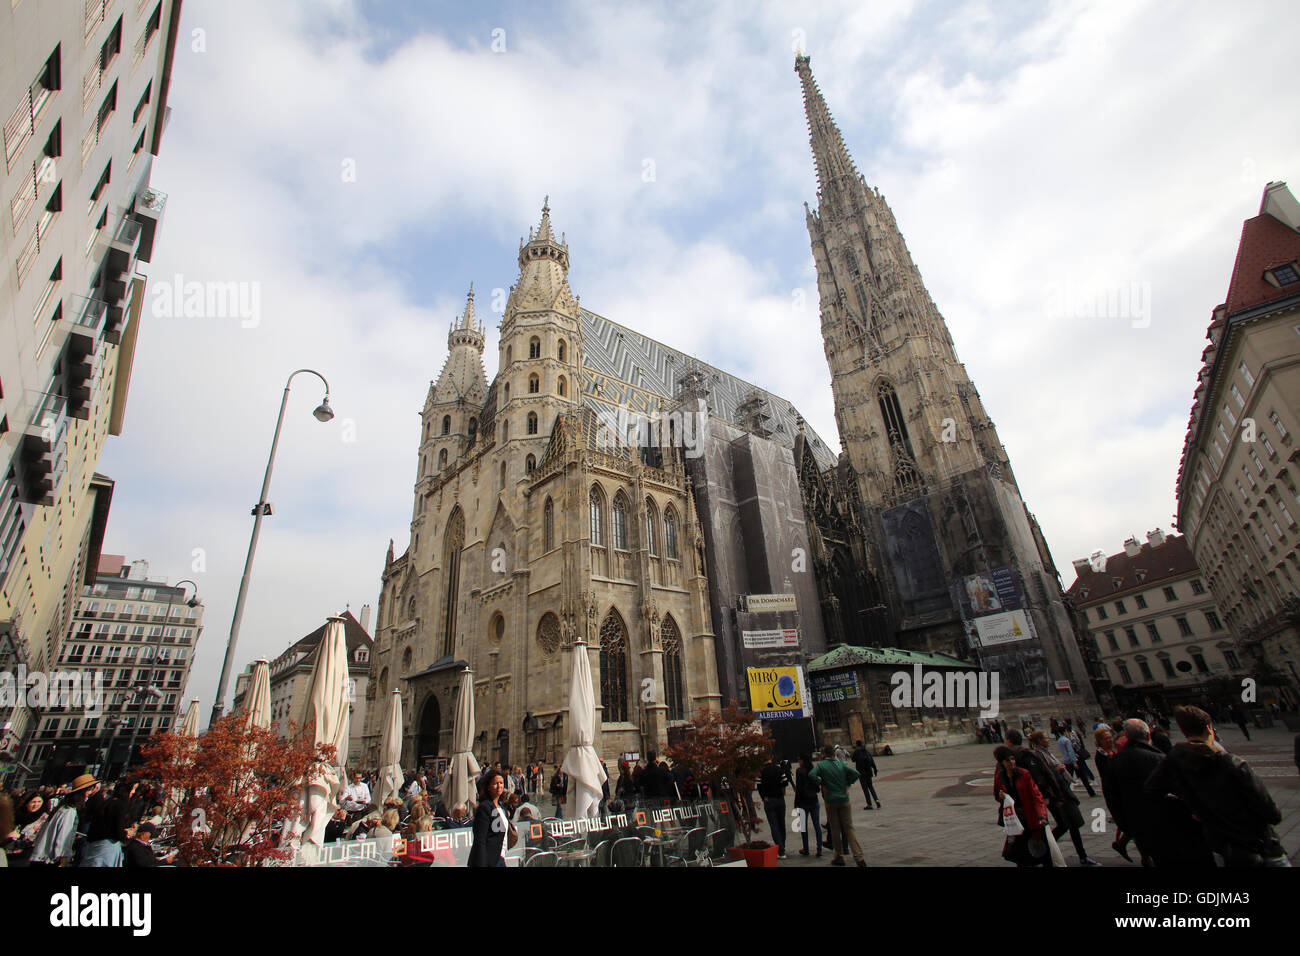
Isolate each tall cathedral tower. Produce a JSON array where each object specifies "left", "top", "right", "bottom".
[{"left": 795, "top": 55, "right": 1093, "bottom": 708}]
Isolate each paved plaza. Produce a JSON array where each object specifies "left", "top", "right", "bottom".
[{"left": 772, "top": 726, "right": 1300, "bottom": 867}]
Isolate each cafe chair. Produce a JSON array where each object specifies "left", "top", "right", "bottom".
[
  {"left": 525, "top": 851, "right": 560, "bottom": 867},
  {"left": 610, "top": 837, "right": 643, "bottom": 868},
  {"left": 665, "top": 827, "right": 707, "bottom": 867}
]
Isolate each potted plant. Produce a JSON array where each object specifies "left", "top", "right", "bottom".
[{"left": 665, "top": 705, "right": 778, "bottom": 866}]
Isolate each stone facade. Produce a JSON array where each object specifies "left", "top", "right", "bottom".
[{"left": 793, "top": 56, "right": 1092, "bottom": 718}]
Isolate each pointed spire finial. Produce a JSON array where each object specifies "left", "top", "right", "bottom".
[
  {"left": 536, "top": 196, "right": 555, "bottom": 241},
  {"left": 795, "top": 54, "right": 861, "bottom": 212}
]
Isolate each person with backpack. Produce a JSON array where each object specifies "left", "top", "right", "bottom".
[
  {"left": 1145, "top": 706, "right": 1287, "bottom": 867},
  {"left": 809, "top": 745, "right": 866, "bottom": 867},
  {"left": 757, "top": 756, "right": 792, "bottom": 859},
  {"left": 851, "top": 740, "right": 882, "bottom": 809}
]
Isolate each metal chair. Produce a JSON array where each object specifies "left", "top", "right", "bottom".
[
  {"left": 593, "top": 839, "right": 613, "bottom": 868},
  {"left": 665, "top": 827, "right": 707, "bottom": 867},
  {"left": 706, "top": 828, "right": 732, "bottom": 865},
  {"left": 525, "top": 851, "right": 559, "bottom": 867},
  {"left": 610, "top": 836, "right": 643, "bottom": 867}
]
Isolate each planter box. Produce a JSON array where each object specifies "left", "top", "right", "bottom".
[{"left": 728, "top": 845, "right": 779, "bottom": 867}]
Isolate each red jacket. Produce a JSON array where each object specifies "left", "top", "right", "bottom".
[{"left": 994, "top": 767, "right": 1049, "bottom": 831}]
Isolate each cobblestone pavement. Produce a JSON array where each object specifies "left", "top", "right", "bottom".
[{"left": 768, "top": 725, "right": 1300, "bottom": 867}]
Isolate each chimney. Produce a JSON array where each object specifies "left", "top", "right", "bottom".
[
  {"left": 128, "top": 559, "right": 149, "bottom": 580},
  {"left": 1147, "top": 527, "right": 1166, "bottom": 548},
  {"left": 360, "top": 603, "right": 372, "bottom": 634},
  {"left": 1071, "top": 557, "right": 1091, "bottom": 574},
  {"left": 1088, "top": 550, "right": 1107, "bottom": 572},
  {"left": 1261, "top": 181, "right": 1300, "bottom": 231},
  {"left": 1123, "top": 536, "right": 1141, "bottom": 557}
]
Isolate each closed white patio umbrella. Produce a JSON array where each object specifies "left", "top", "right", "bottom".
[
  {"left": 561, "top": 641, "right": 607, "bottom": 818},
  {"left": 179, "top": 698, "right": 201, "bottom": 737},
  {"left": 241, "top": 659, "right": 272, "bottom": 731},
  {"left": 440, "top": 667, "right": 480, "bottom": 813},
  {"left": 301, "top": 616, "right": 351, "bottom": 847},
  {"left": 375, "top": 689, "right": 405, "bottom": 808}
]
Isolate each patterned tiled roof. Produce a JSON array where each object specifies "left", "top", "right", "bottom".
[
  {"left": 1064, "top": 534, "right": 1198, "bottom": 604},
  {"left": 579, "top": 309, "right": 840, "bottom": 471}
]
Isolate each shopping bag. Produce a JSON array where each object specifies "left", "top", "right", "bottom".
[
  {"left": 1000, "top": 795, "right": 1024, "bottom": 837},
  {"left": 1045, "top": 827, "right": 1067, "bottom": 867}
]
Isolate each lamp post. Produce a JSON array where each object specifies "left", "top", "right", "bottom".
[
  {"left": 122, "top": 578, "right": 199, "bottom": 775},
  {"left": 210, "top": 370, "right": 334, "bottom": 726}
]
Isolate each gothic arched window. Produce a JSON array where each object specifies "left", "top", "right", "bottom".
[
  {"left": 543, "top": 497, "right": 554, "bottom": 552},
  {"left": 529, "top": 336, "right": 541, "bottom": 359},
  {"left": 558, "top": 339, "right": 566, "bottom": 362},
  {"left": 441, "top": 508, "right": 465, "bottom": 656},
  {"left": 468, "top": 418, "right": 477, "bottom": 443},
  {"left": 442, "top": 415, "right": 451, "bottom": 435},
  {"left": 527, "top": 412, "right": 538, "bottom": 435},
  {"left": 877, "top": 381, "right": 924, "bottom": 498},
  {"left": 664, "top": 506, "right": 679, "bottom": 560},
  {"left": 645, "top": 498, "right": 659, "bottom": 555},
  {"left": 662, "top": 615, "right": 685, "bottom": 721},
  {"left": 599, "top": 610, "right": 629, "bottom": 723},
  {"left": 526, "top": 454, "right": 536, "bottom": 474},
  {"left": 501, "top": 418, "right": 509, "bottom": 442},
  {"left": 589, "top": 485, "right": 605, "bottom": 547},
  {"left": 612, "top": 492, "right": 629, "bottom": 550},
  {"left": 506, "top": 345, "right": 512, "bottom": 365},
  {"left": 500, "top": 461, "right": 507, "bottom": 490},
  {"left": 438, "top": 448, "right": 448, "bottom": 470},
  {"left": 528, "top": 373, "right": 540, "bottom": 394},
  {"left": 557, "top": 375, "right": 567, "bottom": 397}
]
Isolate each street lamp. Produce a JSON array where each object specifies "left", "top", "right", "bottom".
[
  {"left": 210, "top": 369, "right": 334, "bottom": 726},
  {"left": 122, "top": 578, "right": 199, "bottom": 776}
]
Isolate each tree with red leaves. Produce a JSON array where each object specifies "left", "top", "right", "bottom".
[
  {"left": 139, "top": 715, "right": 336, "bottom": 866},
  {"left": 664, "top": 705, "right": 773, "bottom": 847}
]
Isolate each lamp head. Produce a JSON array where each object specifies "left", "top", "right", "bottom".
[{"left": 313, "top": 396, "right": 335, "bottom": 423}]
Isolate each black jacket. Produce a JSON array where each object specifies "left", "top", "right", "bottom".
[
  {"left": 852, "top": 746, "right": 877, "bottom": 778},
  {"left": 468, "top": 800, "right": 507, "bottom": 867},
  {"left": 1010, "top": 747, "right": 1064, "bottom": 805},
  {"left": 1107, "top": 741, "right": 1165, "bottom": 839},
  {"left": 757, "top": 762, "right": 789, "bottom": 800},
  {"left": 793, "top": 766, "right": 821, "bottom": 810},
  {"left": 123, "top": 839, "right": 158, "bottom": 868},
  {"left": 1145, "top": 741, "right": 1283, "bottom": 863}
]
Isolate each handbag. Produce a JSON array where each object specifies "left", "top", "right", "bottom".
[{"left": 1000, "top": 795, "right": 1025, "bottom": 837}]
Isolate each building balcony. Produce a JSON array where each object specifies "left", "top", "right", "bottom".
[
  {"left": 59, "top": 297, "right": 108, "bottom": 419},
  {"left": 132, "top": 187, "right": 166, "bottom": 262},
  {"left": 103, "top": 217, "right": 141, "bottom": 304},
  {"left": 14, "top": 388, "right": 70, "bottom": 506},
  {"left": 0, "top": 474, "right": 33, "bottom": 580}
]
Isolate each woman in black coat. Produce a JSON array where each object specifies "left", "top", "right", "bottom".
[{"left": 468, "top": 771, "right": 513, "bottom": 867}]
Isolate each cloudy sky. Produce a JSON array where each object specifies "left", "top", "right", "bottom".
[{"left": 97, "top": 0, "right": 1298, "bottom": 725}]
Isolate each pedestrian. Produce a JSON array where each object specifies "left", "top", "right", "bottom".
[
  {"left": 1145, "top": 705, "right": 1287, "bottom": 867},
  {"left": 851, "top": 740, "right": 883, "bottom": 809},
  {"left": 469, "top": 770, "right": 515, "bottom": 867},
  {"left": 1009, "top": 730, "right": 1099, "bottom": 866},
  {"left": 1227, "top": 702, "right": 1252, "bottom": 741},
  {"left": 758, "top": 755, "right": 791, "bottom": 859},
  {"left": 1070, "top": 724, "right": 1098, "bottom": 794},
  {"left": 809, "top": 745, "right": 866, "bottom": 867},
  {"left": 599, "top": 760, "right": 611, "bottom": 815},
  {"left": 6, "top": 790, "right": 50, "bottom": 865},
  {"left": 1093, "top": 726, "right": 1133, "bottom": 863},
  {"left": 794, "top": 753, "right": 824, "bottom": 858},
  {"left": 1056, "top": 726, "right": 1095, "bottom": 797},
  {"left": 549, "top": 767, "right": 568, "bottom": 819},
  {"left": 82, "top": 778, "right": 135, "bottom": 867},
  {"left": 615, "top": 761, "right": 635, "bottom": 800},
  {"left": 993, "top": 745, "right": 1051, "bottom": 867}
]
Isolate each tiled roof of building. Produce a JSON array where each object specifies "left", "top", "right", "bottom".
[
  {"left": 1064, "top": 533, "right": 1197, "bottom": 603},
  {"left": 580, "top": 309, "right": 840, "bottom": 471},
  {"left": 1175, "top": 183, "right": 1300, "bottom": 512},
  {"left": 807, "top": 644, "right": 972, "bottom": 671},
  {"left": 277, "top": 610, "right": 373, "bottom": 669}
]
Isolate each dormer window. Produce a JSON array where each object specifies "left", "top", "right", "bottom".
[
  {"left": 1265, "top": 262, "right": 1299, "bottom": 288},
  {"left": 1135, "top": 569, "right": 1147, "bottom": 582},
  {"left": 1112, "top": 578, "right": 1122, "bottom": 590}
]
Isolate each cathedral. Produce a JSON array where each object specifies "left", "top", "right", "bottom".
[{"left": 360, "top": 56, "right": 1091, "bottom": 771}]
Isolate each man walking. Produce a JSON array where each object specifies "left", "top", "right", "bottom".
[
  {"left": 851, "top": 740, "right": 882, "bottom": 809},
  {"left": 1057, "top": 726, "right": 1096, "bottom": 797},
  {"left": 758, "top": 756, "right": 792, "bottom": 859},
  {"left": 1145, "top": 706, "right": 1287, "bottom": 866},
  {"left": 809, "top": 745, "right": 866, "bottom": 867}
]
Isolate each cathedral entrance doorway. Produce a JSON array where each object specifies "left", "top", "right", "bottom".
[{"left": 417, "top": 695, "right": 441, "bottom": 763}]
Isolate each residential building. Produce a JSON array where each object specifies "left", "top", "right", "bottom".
[
  {"left": 27, "top": 553, "right": 202, "bottom": 783},
  {"left": 0, "top": 0, "right": 183, "bottom": 770},
  {"left": 1066, "top": 530, "right": 1249, "bottom": 714},
  {"left": 1174, "top": 182, "right": 1300, "bottom": 706}
]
